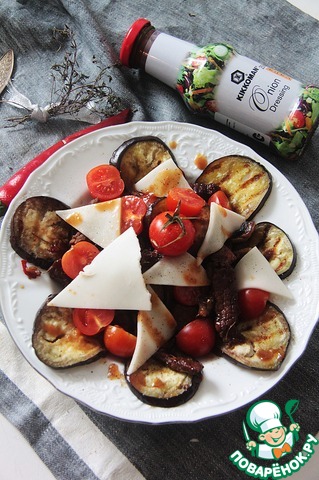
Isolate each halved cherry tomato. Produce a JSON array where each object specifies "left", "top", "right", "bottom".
[
  {"left": 149, "top": 211, "right": 195, "bottom": 256},
  {"left": 173, "top": 286, "right": 203, "bottom": 306},
  {"left": 238, "top": 288, "right": 270, "bottom": 320},
  {"left": 61, "top": 241, "right": 100, "bottom": 279},
  {"left": 139, "top": 193, "right": 159, "bottom": 209},
  {"left": 166, "top": 187, "right": 206, "bottom": 216},
  {"left": 208, "top": 190, "right": 232, "bottom": 210},
  {"left": 73, "top": 308, "right": 115, "bottom": 336},
  {"left": 86, "top": 164, "right": 124, "bottom": 201},
  {"left": 121, "top": 195, "right": 147, "bottom": 235},
  {"left": 103, "top": 325, "right": 137, "bottom": 357},
  {"left": 176, "top": 318, "right": 215, "bottom": 357}
]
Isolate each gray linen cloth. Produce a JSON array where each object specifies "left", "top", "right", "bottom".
[{"left": 0, "top": 1, "right": 318, "bottom": 479}]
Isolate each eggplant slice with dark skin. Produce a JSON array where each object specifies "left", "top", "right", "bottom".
[
  {"left": 17, "top": 149, "right": 290, "bottom": 405},
  {"left": 189, "top": 204, "right": 211, "bottom": 256},
  {"left": 195, "top": 155, "right": 272, "bottom": 220},
  {"left": 144, "top": 196, "right": 168, "bottom": 227},
  {"left": 125, "top": 352, "right": 203, "bottom": 407},
  {"left": 32, "top": 295, "right": 105, "bottom": 369},
  {"left": 109, "top": 136, "right": 177, "bottom": 192},
  {"left": 10, "top": 196, "right": 75, "bottom": 270},
  {"left": 229, "top": 222, "right": 297, "bottom": 279},
  {"left": 221, "top": 303, "right": 290, "bottom": 371}
]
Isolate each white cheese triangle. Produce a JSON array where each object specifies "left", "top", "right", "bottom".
[
  {"left": 134, "top": 158, "right": 191, "bottom": 196},
  {"left": 56, "top": 199, "right": 121, "bottom": 249},
  {"left": 127, "top": 286, "right": 177, "bottom": 375},
  {"left": 196, "top": 203, "right": 245, "bottom": 265},
  {"left": 48, "top": 227, "right": 152, "bottom": 310},
  {"left": 235, "top": 247, "right": 293, "bottom": 299},
  {"left": 143, "top": 252, "right": 209, "bottom": 286}
]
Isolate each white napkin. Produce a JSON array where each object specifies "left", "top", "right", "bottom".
[{"left": 0, "top": 322, "right": 145, "bottom": 480}]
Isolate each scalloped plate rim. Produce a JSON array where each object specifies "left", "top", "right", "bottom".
[{"left": 0, "top": 120, "right": 319, "bottom": 424}]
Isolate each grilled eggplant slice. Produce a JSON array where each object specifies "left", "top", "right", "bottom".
[
  {"left": 10, "top": 196, "right": 75, "bottom": 269},
  {"left": 221, "top": 303, "right": 290, "bottom": 370},
  {"left": 125, "top": 356, "right": 203, "bottom": 407},
  {"left": 48, "top": 259, "right": 72, "bottom": 287},
  {"left": 144, "top": 196, "right": 168, "bottom": 228},
  {"left": 230, "top": 222, "right": 296, "bottom": 278},
  {"left": 32, "top": 296, "right": 105, "bottom": 368},
  {"left": 110, "top": 136, "right": 176, "bottom": 191},
  {"left": 195, "top": 155, "right": 272, "bottom": 220}
]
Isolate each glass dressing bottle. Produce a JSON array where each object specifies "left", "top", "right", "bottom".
[{"left": 120, "top": 18, "right": 319, "bottom": 160}]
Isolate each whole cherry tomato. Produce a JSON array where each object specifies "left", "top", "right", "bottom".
[
  {"left": 176, "top": 318, "right": 216, "bottom": 357},
  {"left": 173, "top": 286, "right": 203, "bottom": 306},
  {"left": 149, "top": 211, "right": 195, "bottom": 256},
  {"left": 238, "top": 288, "right": 270, "bottom": 320}
]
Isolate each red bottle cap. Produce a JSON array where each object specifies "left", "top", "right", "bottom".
[{"left": 120, "top": 18, "right": 151, "bottom": 67}]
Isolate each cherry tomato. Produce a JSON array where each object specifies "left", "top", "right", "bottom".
[
  {"left": 73, "top": 308, "right": 114, "bottom": 336},
  {"left": 121, "top": 195, "right": 147, "bottom": 235},
  {"left": 238, "top": 288, "right": 270, "bottom": 320},
  {"left": 176, "top": 84, "right": 184, "bottom": 95},
  {"left": 289, "top": 110, "right": 305, "bottom": 129},
  {"left": 176, "top": 318, "right": 216, "bottom": 357},
  {"left": 166, "top": 187, "right": 206, "bottom": 216},
  {"left": 61, "top": 241, "right": 100, "bottom": 279},
  {"left": 86, "top": 164, "right": 124, "bottom": 201},
  {"left": 208, "top": 190, "right": 232, "bottom": 210},
  {"left": 103, "top": 325, "right": 137, "bottom": 358},
  {"left": 139, "top": 193, "right": 159, "bottom": 209},
  {"left": 173, "top": 286, "right": 202, "bottom": 306},
  {"left": 149, "top": 211, "right": 195, "bottom": 256}
]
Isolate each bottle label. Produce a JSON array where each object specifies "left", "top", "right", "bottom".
[
  {"left": 146, "top": 33, "right": 197, "bottom": 88},
  {"left": 176, "top": 44, "right": 319, "bottom": 158},
  {"left": 215, "top": 54, "right": 302, "bottom": 132},
  {"left": 214, "top": 111, "right": 271, "bottom": 146}
]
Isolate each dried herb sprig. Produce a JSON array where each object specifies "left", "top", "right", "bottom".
[
  {"left": 48, "top": 26, "right": 123, "bottom": 118},
  {"left": 3, "top": 25, "right": 124, "bottom": 125}
]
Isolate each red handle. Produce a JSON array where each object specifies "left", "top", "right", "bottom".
[{"left": 0, "top": 108, "right": 132, "bottom": 216}]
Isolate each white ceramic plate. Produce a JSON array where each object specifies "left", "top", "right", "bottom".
[{"left": 1, "top": 121, "right": 319, "bottom": 424}]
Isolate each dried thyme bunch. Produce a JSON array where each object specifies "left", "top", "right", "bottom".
[{"left": 3, "top": 25, "right": 124, "bottom": 125}]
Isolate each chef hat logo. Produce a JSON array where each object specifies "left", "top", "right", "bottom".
[{"left": 246, "top": 400, "right": 283, "bottom": 433}]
